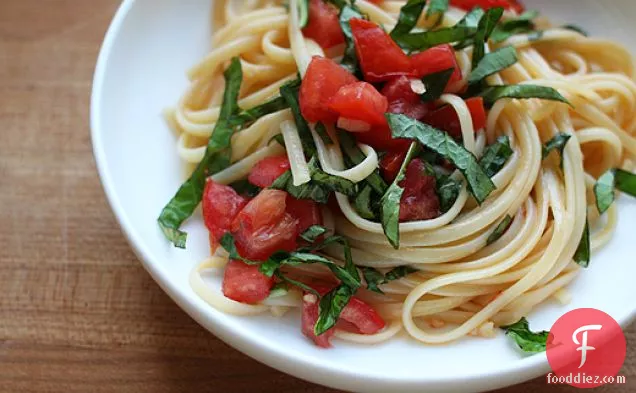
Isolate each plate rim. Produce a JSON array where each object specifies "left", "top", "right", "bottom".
[{"left": 89, "top": 1, "right": 636, "bottom": 392}]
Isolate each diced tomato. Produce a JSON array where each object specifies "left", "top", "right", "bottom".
[
  {"left": 286, "top": 196, "right": 322, "bottom": 233},
  {"left": 231, "top": 189, "right": 299, "bottom": 260},
  {"left": 301, "top": 292, "right": 335, "bottom": 348},
  {"left": 300, "top": 56, "right": 358, "bottom": 124},
  {"left": 381, "top": 76, "right": 433, "bottom": 121},
  {"left": 380, "top": 148, "right": 408, "bottom": 183},
  {"left": 329, "top": 82, "right": 388, "bottom": 126},
  {"left": 355, "top": 125, "right": 412, "bottom": 152},
  {"left": 350, "top": 18, "right": 413, "bottom": 82},
  {"left": 450, "top": 0, "right": 524, "bottom": 13},
  {"left": 202, "top": 179, "right": 249, "bottom": 249},
  {"left": 222, "top": 260, "right": 274, "bottom": 304},
  {"left": 302, "top": 0, "right": 345, "bottom": 49},
  {"left": 399, "top": 159, "right": 440, "bottom": 222},
  {"left": 423, "top": 97, "right": 487, "bottom": 139},
  {"left": 248, "top": 155, "right": 290, "bottom": 188},
  {"left": 339, "top": 297, "right": 386, "bottom": 334},
  {"left": 410, "top": 44, "right": 462, "bottom": 88}
]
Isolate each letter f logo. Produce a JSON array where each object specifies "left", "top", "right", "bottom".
[{"left": 572, "top": 325, "right": 603, "bottom": 368}]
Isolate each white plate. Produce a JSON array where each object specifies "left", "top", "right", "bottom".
[{"left": 91, "top": 1, "right": 636, "bottom": 392}]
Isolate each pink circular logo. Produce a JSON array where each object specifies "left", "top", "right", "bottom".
[{"left": 546, "top": 308, "right": 626, "bottom": 388}]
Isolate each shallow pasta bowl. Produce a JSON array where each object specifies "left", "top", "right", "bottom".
[{"left": 91, "top": 0, "right": 636, "bottom": 391}]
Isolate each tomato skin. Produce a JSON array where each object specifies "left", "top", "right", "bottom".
[
  {"left": 222, "top": 260, "right": 275, "bottom": 304},
  {"left": 301, "top": 292, "right": 335, "bottom": 348},
  {"left": 350, "top": 18, "right": 414, "bottom": 82},
  {"left": 423, "top": 97, "right": 487, "bottom": 139},
  {"left": 410, "top": 44, "right": 462, "bottom": 88},
  {"left": 399, "top": 159, "right": 440, "bottom": 222},
  {"left": 202, "top": 179, "right": 249, "bottom": 249},
  {"left": 300, "top": 56, "right": 358, "bottom": 124},
  {"left": 248, "top": 155, "right": 291, "bottom": 188},
  {"left": 450, "top": 0, "right": 524, "bottom": 13},
  {"left": 339, "top": 297, "right": 386, "bottom": 334},
  {"left": 380, "top": 148, "right": 408, "bottom": 183},
  {"left": 381, "top": 76, "right": 433, "bottom": 121},
  {"left": 302, "top": 0, "right": 345, "bottom": 49},
  {"left": 285, "top": 196, "right": 322, "bottom": 234},
  {"left": 329, "top": 82, "right": 388, "bottom": 126},
  {"left": 355, "top": 125, "right": 412, "bottom": 152},
  {"left": 232, "top": 189, "right": 300, "bottom": 260}
]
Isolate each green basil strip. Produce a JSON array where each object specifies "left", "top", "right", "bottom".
[
  {"left": 453, "top": 7, "right": 485, "bottom": 50},
  {"left": 468, "top": 46, "right": 518, "bottom": 85},
  {"left": 276, "top": 272, "right": 320, "bottom": 297},
  {"left": 339, "top": 130, "right": 389, "bottom": 194},
  {"left": 387, "top": 113, "right": 496, "bottom": 204},
  {"left": 501, "top": 317, "right": 549, "bottom": 353},
  {"left": 472, "top": 7, "right": 504, "bottom": 69},
  {"left": 300, "top": 225, "right": 329, "bottom": 242},
  {"left": 480, "top": 135, "right": 514, "bottom": 177},
  {"left": 487, "top": 214, "right": 513, "bottom": 245},
  {"left": 220, "top": 233, "right": 259, "bottom": 265},
  {"left": 271, "top": 170, "right": 331, "bottom": 203},
  {"left": 363, "top": 265, "right": 419, "bottom": 294},
  {"left": 308, "top": 157, "right": 358, "bottom": 197},
  {"left": 542, "top": 133, "right": 571, "bottom": 168},
  {"left": 390, "top": 0, "right": 427, "bottom": 39},
  {"left": 326, "top": 0, "right": 348, "bottom": 9},
  {"left": 490, "top": 10, "right": 538, "bottom": 43},
  {"left": 315, "top": 122, "right": 333, "bottom": 145},
  {"left": 426, "top": 0, "right": 449, "bottom": 19},
  {"left": 280, "top": 80, "right": 317, "bottom": 157},
  {"left": 421, "top": 68, "right": 455, "bottom": 102},
  {"left": 231, "top": 95, "right": 290, "bottom": 126},
  {"left": 594, "top": 169, "right": 636, "bottom": 214},
  {"left": 573, "top": 219, "right": 590, "bottom": 268},
  {"left": 562, "top": 24, "right": 588, "bottom": 37},
  {"left": 157, "top": 58, "right": 243, "bottom": 248},
  {"left": 436, "top": 174, "right": 462, "bottom": 213},
  {"left": 339, "top": 5, "right": 365, "bottom": 75},
  {"left": 396, "top": 26, "right": 477, "bottom": 51},
  {"left": 355, "top": 185, "right": 378, "bottom": 220},
  {"left": 315, "top": 285, "right": 354, "bottom": 335},
  {"left": 480, "top": 84, "right": 571, "bottom": 107},
  {"left": 297, "top": 0, "right": 310, "bottom": 28},
  {"left": 381, "top": 142, "right": 420, "bottom": 249},
  {"left": 229, "top": 179, "right": 261, "bottom": 198}
]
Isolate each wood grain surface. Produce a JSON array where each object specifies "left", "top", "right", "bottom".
[{"left": 0, "top": 1, "right": 633, "bottom": 392}]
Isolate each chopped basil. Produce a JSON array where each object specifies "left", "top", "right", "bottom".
[
  {"left": 355, "top": 185, "right": 379, "bottom": 220},
  {"left": 480, "top": 135, "right": 514, "bottom": 177},
  {"left": 562, "top": 24, "right": 588, "bottom": 37},
  {"left": 421, "top": 68, "right": 455, "bottom": 102},
  {"left": 502, "top": 317, "right": 549, "bottom": 353},
  {"left": 490, "top": 10, "right": 538, "bottom": 43},
  {"left": 396, "top": 26, "right": 477, "bottom": 51},
  {"left": 390, "top": 0, "right": 427, "bottom": 40},
  {"left": 229, "top": 179, "right": 261, "bottom": 198},
  {"left": 472, "top": 7, "right": 504, "bottom": 69},
  {"left": 276, "top": 272, "right": 320, "bottom": 297},
  {"left": 487, "top": 214, "right": 513, "bottom": 245},
  {"left": 426, "top": 0, "right": 449, "bottom": 20},
  {"left": 280, "top": 79, "right": 317, "bottom": 157},
  {"left": 315, "top": 122, "right": 333, "bottom": 145},
  {"left": 231, "top": 95, "right": 290, "bottom": 126},
  {"left": 326, "top": 0, "right": 348, "bottom": 9},
  {"left": 339, "top": 130, "right": 389, "bottom": 194},
  {"left": 300, "top": 225, "right": 329, "bottom": 242},
  {"left": 387, "top": 113, "right": 496, "bottom": 204},
  {"left": 362, "top": 265, "right": 419, "bottom": 294},
  {"left": 380, "top": 143, "right": 420, "bottom": 249},
  {"left": 594, "top": 169, "right": 636, "bottom": 214},
  {"left": 157, "top": 58, "right": 243, "bottom": 248},
  {"left": 338, "top": 5, "right": 366, "bottom": 75},
  {"left": 542, "top": 133, "right": 571, "bottom": 167},
  {"left": 453, "top": 7, "right": 485, "bottom": 50},
  {"left": 309, "top": 157, "right": 358, "bottom": 196},
  {"left": 574, "top": 219, "right": 590, "bottom": 268},
  {"left": 220, "top": 233, "right": 259, "bottom": 265},
  {"left": 316, "top": 285, "right": 354, "bottom": 335},
  {"left": 468, "top": 46, "right": 518, "bottom": 85},
  {"left": 480, "top": 84, "right": 570, "bottom": 107},
  {"left": 436, "top": 174, "right": 462, "bottom": 213}
]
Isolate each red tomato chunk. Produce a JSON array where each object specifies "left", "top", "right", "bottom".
[
  {"left": 202, "top": 179, "right": 249, "bottom": 249},
  {"left": 300, "top": 56, "right": 358, "bottom": 123},
  {"left": 302, "top": 293, "right": 335, "bottom": 348},
  {"left": 231, "top": 189, "right": 299, "bottom": 260},
  {"left": 302, "top": 0, "right": 345, "bottom": 49},
  {"left": 285, "top": 196, "right": 322, "bottom": 234},
  {"left": 222, "top": 260, "right": 275, "bottom": 304},
  {"left": 339, "top": 297, "right": 386, "bottom": 334},
  {"left": 248, "top": 155, "right": 291, "bottom": 188},
  {"left": 399, "top": 159, "right": 440, "bottom": 222},
  {"left": 382, "top": 76, "right": 433, "bottom": 121},
  {"left": 410, "top": 44, "right": 463, "bottom": 87},
  {"left": 450, "top": 0, "right": 524, "bottom": 13},
  {"left": 350, "top": 18, "right": 413, "bottom": 82},
  {"left": 380, "top": 148, "right": 409, "bottom": 183},
  {"left": 423, "top": 97, "right": 487, "bottom": 139},
  {"left": 329, "top": 82, "right": 388, "bottom": 126}
]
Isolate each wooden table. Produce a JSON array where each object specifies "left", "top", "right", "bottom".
[{"left": 0, "top": 1, "right": 633, "bottom": 392}]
